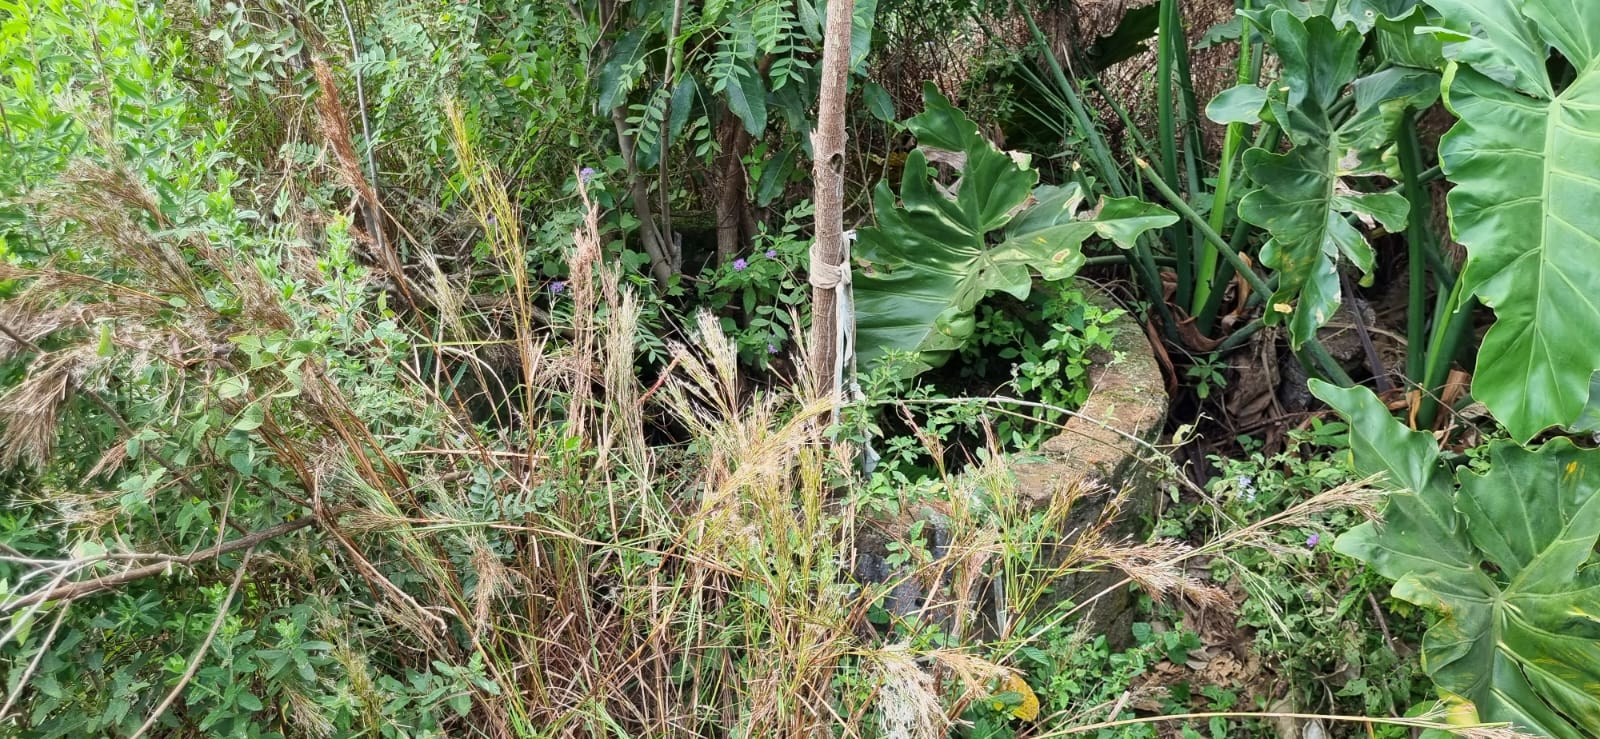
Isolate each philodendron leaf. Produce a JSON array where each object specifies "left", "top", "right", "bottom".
[
  {"left": 1312, "top": 381, "right": 1600, "bottom": 737},
  {"left": 1235, "top": 9, "right": 1416, "bottom": 346},
  {"left": 853, "top": 86, "right": 1175, "bottom": 374},
  {"left": 1424, "top": 0, "right": 1600, "bottom": 441},
  {"left": 1310, "top": 382, "right": 1474, "bottom": 580},
  {"left": 1206, "top": 84, "right": 1268, "bottom": 125}
]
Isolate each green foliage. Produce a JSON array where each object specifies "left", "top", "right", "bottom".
[
  {"left": 1229, "top": 6, "right": 1433, "bottom": 346},
  {"left": 853, "top": 85, "right": 1175, "bottom": 375},
  {"left": 967, "top": 625, "right": 1203, "bottom": 739},
  {"left": 593, "top": 0, "right": 878, "bottom": 158},
  {"left": 1314, "top": 381, "right": 1600, "bottom": 737},
  {"left": 695, "top": 200, "right": 814, "bottom": 367},
  {"left": 1167, "top": 422, "right": 1431, "bottom": 729},
  {"left": 956, "top": 287, "right": 1122, "bottom": 449},
  {"left": 1422, "top": 0, "right": 1600, "bottom": 441}
]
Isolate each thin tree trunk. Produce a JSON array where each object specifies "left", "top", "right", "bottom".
[
  {"left": 715, "top": 121, "right": 753, "bottom": 265},
  {"left": 809, "top": 0, "right": 852, "bottom": 396},
  {"left": 611, "top": 108, "right": 676, "bottom": 289}
]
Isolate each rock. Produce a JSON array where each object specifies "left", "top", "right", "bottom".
[{"left": 854, "top": 285, "right": 1170, "bottom": 646}]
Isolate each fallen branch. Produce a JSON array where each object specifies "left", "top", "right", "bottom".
[{"left": 0, "top": 516, "right": 316, "bottom": 614}]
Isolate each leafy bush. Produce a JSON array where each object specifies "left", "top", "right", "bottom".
[{"left": 1316, "top": 381, "right": 1600, "bottom": 737}]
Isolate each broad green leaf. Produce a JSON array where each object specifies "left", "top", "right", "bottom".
[
  {"left": 667, "top": 75, "right": 699, "bottom": 148},
  {"left": 1427, "top": 0, "right": 1600, "bottom": 441},
  {"left": 1374, "top": 5, "right": 1443, "bottom": 68},
  {"left": 1205, "top": 84, "right": 1268, "bottom": 125},
  {"left": 721, "top": 59, "right": 768, "bottom": 137},
  {"left": 807, "top": 0, "right": 875, "bottom": 71},
  {"left": 1237, "top": 10, "right": 1412, "bottom": 346},
  {"left": 1407, "top": 440, "right": 1600, "bottom": 738},
  {"left": 1314, "top": 381, "right": 1600, "bottom": 737},
  {"left": 1421, "top": 0, "right": 1552, "bottom": 96},
  {"left": 1260, "top": 11, "right": 1361, "bottom": 146},
  {"left": 1336, "top": 0, "right": 1422, "bottom": 33},
  {"left": 1084, "top": 4, "right": 1158, "bottom": 72},
  {"left": 853, "top": 88, "right": 1173, "bottom": 373},
  {"left": 850, "top": 0, "right": 877, "bottom": 73},
  {"left": 1310, "top": 381, "right": 1473, "bottom": 578},
  {"left": 902, "top": 83, "right": 980, "bottom": 152},
  {"left": 863, "top": 80, "right": 895, "bottom": 122},
  {"left": 754, "top": 146, "right": 794, "bottom": 207},
  {"left": 233, "top": 403, "right": 264, "bottom": 432},
  {"left": 597, "top": 25, "right": 650, "bottom": 113}
]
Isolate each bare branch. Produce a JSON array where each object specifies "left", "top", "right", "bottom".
[
  {"left": 128, "top": 550, "right": 253, "bottom": 739},
  {"left": 0, "top": 517, "right": 315, "bottom": 614}
]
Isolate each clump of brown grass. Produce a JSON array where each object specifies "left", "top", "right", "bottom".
[{"left": 0, "top": 351, "right": 81, "bottom": 468}]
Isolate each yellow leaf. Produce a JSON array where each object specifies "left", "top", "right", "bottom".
[{"left": 1003, "top": 673, "right": 1039, "bottom": 721}]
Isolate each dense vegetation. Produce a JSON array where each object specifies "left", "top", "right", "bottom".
[{"left": 0, "top": 0, "right": 1596, "bottom": 736}]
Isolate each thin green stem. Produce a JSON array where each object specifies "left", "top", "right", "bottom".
[
  {"left": 1194, "top": 0, "right": 1255, "bottom": 316},
  {"left": 1213, "top": 317, "right": 1264, "bottom": 354},
  {"left": 1171, "top": 0, "right": 1206, "bottom": 298},
  {"left": 1397, "top": 110, "right": 1434, "bottom": 383},
  {"left": 1139, "top": 159, "right": 1353, "bottom": 385},
  {"left": 1018, "top": 1, "right": 1177, "bottom": 339},
  {"left": 1416, "top": 277, "right": 1476, "bottom": 429},
  {"left": 1157, "top": 0, "right": 1192, "bottom": 308}
]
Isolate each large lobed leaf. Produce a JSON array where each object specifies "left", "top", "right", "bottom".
[
  {"left": 1233, "top": 9, "right": 1427, "bottom": 346},
  {"left": 1313, "top": 381, "right": 1600, "bottom": 737},
  {"left": 1425, "top": 0, "right": 1600, "bottom": 441},
  {"left": 852, "top": 85, "right": 1175, "bottom": 374}
]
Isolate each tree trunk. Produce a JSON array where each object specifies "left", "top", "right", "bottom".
[
  {"left": 611, "top": 108, "right": 676, "bottom": 289},
  {"left": 809, "top": 0, "right": 852, "bottom": 397},
  {"left": 714, "top": 119, "right": 753, "bottom": 266}
]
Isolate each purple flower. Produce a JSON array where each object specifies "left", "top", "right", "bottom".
[
  {"left": 765, "top": 249, "right": 778, "bottom": 259},
  {"left": 550, "top": 281, "right": 567, "bottom": 294},
  {"left": 1306, "top": 533, "right": 1321, "bottom": 548},
  {"left": 579, "top": 167, "right": 597, "bottom": 184},
  {"left": 732, "top": 258, "right": 749, "bottom": 272},
  {"left": 767, "top": 343, "right": 780, "bottom": 355}
]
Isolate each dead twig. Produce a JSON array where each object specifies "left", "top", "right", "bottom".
[
  {"left": 0, "top": 517, "right": 314, "bottom": 613},
  {"left": 128, "top": 549, "right": 253, "bottom": 739}
]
